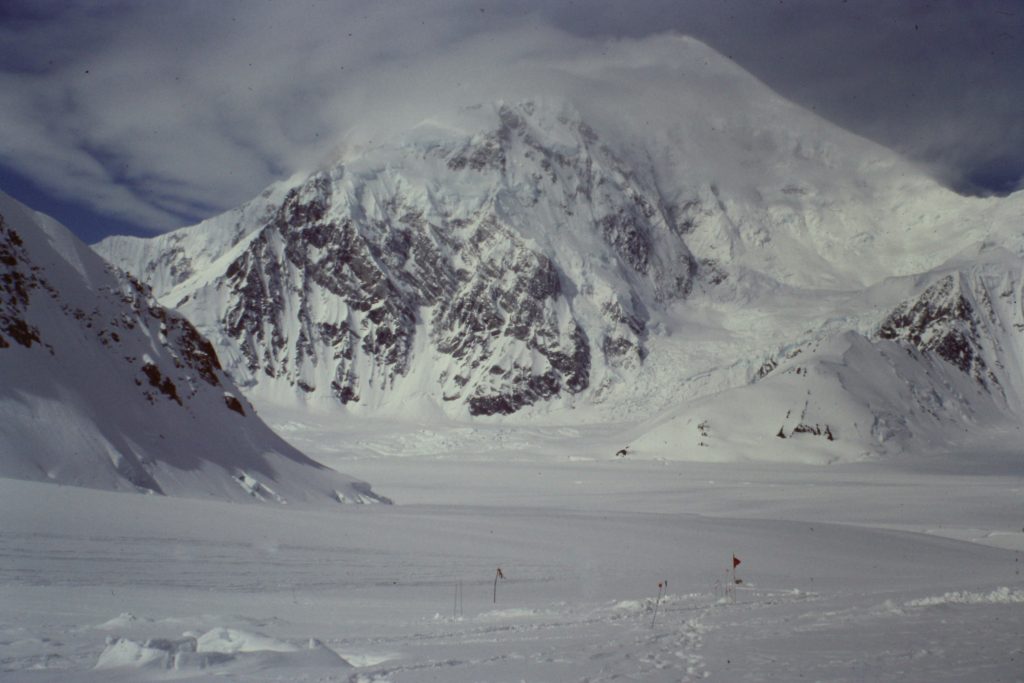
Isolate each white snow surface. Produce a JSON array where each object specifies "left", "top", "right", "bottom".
[
  {"left": 2, "top": 432, "right": 1022, "bottom": 681},
  {"left": 0, "top": 191, "right": 385, "bottom": 506}
]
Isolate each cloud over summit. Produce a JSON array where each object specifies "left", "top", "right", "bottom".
[{"left": 1, "top": 1, "right": 1021, "bottom": 239}]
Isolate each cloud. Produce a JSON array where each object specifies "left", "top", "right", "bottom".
[
  {"left": 0, "top": 0, "right": 1021, "bottom": 236},
  {"left": 0, "top": 0, "right": 575, "bottom": 231}
]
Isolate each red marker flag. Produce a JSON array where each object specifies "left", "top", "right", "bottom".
[{"left": 732, "top": 555, "right": 741, "bottom": 568}]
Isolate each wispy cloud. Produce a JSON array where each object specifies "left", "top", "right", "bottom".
[
  {"left": 0, "top": 0, "right": 1021, "bottom": 236},
  {"left": 0, "top": 1, "right": 571, "bottom": 230}
]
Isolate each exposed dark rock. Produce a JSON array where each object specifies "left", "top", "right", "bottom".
[
  {"left": 433, "top": 222, "right": 591, "bottom": 412},
  {"left": 0, "top": 216, "right": 42, "bottom": 348},
  {"left": 99, "top": 102, "right": 709, "bottom": 415},
  {"left": 468, "top": 367, "right": 562, "bottom": 416},
  {"left": 448, "top": 132, "right": 506, "bottom": 172},
  {"left": 141, "top": 362, "right": 182, "bottom": 405},
  {"left": 599, "top": 300, "right": 646, "bottom": 365},
  {"left": 699, "top": 258, "right": 728, "bottom": 286},
  {"left": 757, "top": 358, "right": 778, "bottom": 380},
  {"left": 877, "top": 274, "right": 992, "bottom": 386},
  {"left": 791, "top": 423, "right": 833, "bottom": 439},
  {"left": 224, "top": 394, "right": 246, "bottom": 416},
  {"left": 599, "top": 210, "right": 651, "bottom": 274},
  {"left": 165, "top": 315, "right": 222, "bottom": 386}
]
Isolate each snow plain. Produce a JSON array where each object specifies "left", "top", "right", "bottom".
[{"left": 3, "top": 411, "right": 1023, "bottom": 682}]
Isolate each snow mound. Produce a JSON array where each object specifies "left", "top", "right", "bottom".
[
  {"left": 95, "top": 613, "right": 141, "bottom": 630},
  {"left": 95, "top": 627, "right": 350, "bottom": 672},
  {"left": 905, "top": 587, "right": 1024, "bottom": 608},
  {"left": 194, "top": 626, "right": 302, "bottom": 654}
]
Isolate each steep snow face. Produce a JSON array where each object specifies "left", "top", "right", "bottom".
[
  {"left": 631, "top": 330, "right": 1018, "bottom": 463},
  {"left": 0, "top": 192, "right": 387, "bottom": 505},
  {"left": 94, "top": 37, "right": 1021, "bottom": 434},
  {"left": 877, "top": 265, "right": 1024, "bottom": 402},
  {"left": 631, "top": 247, "right": 1024, "bottom": 462}
]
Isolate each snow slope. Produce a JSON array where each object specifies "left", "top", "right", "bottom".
[
  {"left": 0, "top": 192, "right": 386, "bottom": 505},
  {"left": 629, "top": 237, "right": 1024, "bottom": 462},
  {"left": 2, "top": 451, "right": 1022, "bottom": 681}
]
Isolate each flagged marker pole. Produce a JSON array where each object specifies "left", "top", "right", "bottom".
[
  {"left": 489, "top": 569, "right": 501, "bottom": 606},
  {"left": 651, "top": 580, "right": 666, "bottom": 629},
  {"left": 732, "top": 554, "right": 741, "bottom": 585}
]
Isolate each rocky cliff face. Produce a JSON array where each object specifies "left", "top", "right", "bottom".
[
  {"left": 100, "top": 102, "right": 700, "bottom": 414},
  {"left": 877, "top": 264, "right": 1024, "bottom": 403},
  {"left": 878, "top": 273, "right": 994, "bottom": 385},
  {"left": 1, "top": 209, "right": 222, "bottom": 406},
  {"left": 0, "top": 213, "right": 43, "bottom": 350}
]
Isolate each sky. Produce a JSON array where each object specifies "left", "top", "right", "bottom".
[{"left": 1, "top": 0, "right": 1022, "bottom": 244}]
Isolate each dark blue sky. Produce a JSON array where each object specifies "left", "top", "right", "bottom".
[
  {"left": 0, "top": 166, "right": 157, "bottom": 242},
  {"left": 2, "top": 0, "right": 1022, "bottom": 244}
]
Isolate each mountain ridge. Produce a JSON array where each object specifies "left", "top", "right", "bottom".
[{"left": 0, "top": 191, "right": 388, "bottom": 504}]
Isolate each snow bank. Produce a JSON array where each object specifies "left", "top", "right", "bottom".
[
  {"left": 95, "top": 612, "right": 141, "bottom": 630},
  {"left": 95, "top": 627, "right": 350, "bottom": 672},
  {"left": 905, "top": 586, "right": 1024, "bottom": 608}
]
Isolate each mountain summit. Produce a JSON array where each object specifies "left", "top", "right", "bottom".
[{"left": 94, "top": 38, "right": 1024, "bottom": 461}]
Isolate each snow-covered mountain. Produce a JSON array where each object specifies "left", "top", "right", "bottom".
[
  {"left": 94, "top": 36, "right": 1024, "bottom": 461},
  {"left": 630, "top": 241, "right": 1024, "bottom": 461},
  {"left": 98, "top": 101, "right": 698, "bottom": 416},
  {"left": 0, "top": 191, "right": 388, "bottom": 504}
]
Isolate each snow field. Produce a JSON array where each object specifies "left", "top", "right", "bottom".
[{"left": 2, "top": 445, "right": 1023, "bottom": 681}]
